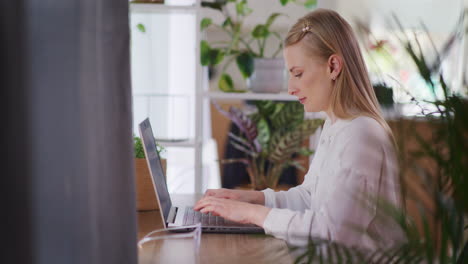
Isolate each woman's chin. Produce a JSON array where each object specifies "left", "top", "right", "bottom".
[{"left": 304, "top": 104, "right": 319, "bottom": 113}]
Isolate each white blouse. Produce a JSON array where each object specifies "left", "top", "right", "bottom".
[{"left": 262, "top": 115, "right": 403, "bottom": 249}]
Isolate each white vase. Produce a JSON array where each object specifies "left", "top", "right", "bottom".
[{"left": 247, "top": 58, "right": 287, "bottom": 93}]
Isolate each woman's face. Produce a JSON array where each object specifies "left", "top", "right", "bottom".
[{"left": 283, "top": 41, "right": 333, "bottom": 113}]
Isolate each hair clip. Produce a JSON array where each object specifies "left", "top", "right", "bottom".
[{"left": 302, "top": 22, "right": 311, "bottom": 32}]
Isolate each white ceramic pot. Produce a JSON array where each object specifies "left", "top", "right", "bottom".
[{"left": 247, "top": 58, "right": 287, "bottom": 93}]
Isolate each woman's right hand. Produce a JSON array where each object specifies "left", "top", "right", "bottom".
[{"left": 203, "top": 188, "right": 265, "bottom": 205}]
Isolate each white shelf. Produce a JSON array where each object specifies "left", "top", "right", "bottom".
[
  {"left": 133, "top": 91, "right": 193, "bottom": 97},
  {"left": 156, "top": 138, "right": 196, "bottom": 148},
  {"left": 130, "top": 2, "right": 198, "bottom": 13},
  {"left": 204, "top": 91, "right": 297, "bottom": 101}
]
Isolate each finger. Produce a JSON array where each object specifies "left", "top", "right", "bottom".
[
  {"left": 204, "top": 189, "right": 220, "bottom": 197},
  {"left": 200, "top": 205, "right": 223, "bottom": 216},
  {"left": 194, "top": 198, "right": 207, "bottom": 211},
  {"left": 195, "top": 199, "right": 225, "bottom": 213},
  {"left": 210, "top": 211, "right": 221, "bottom": 217},
  {"left": 193, "top": 199, "right": 206, "bottom": 211},
  {"left": 203, "top": 190, "right": 213, "bottom": 197},
  {"left": 205, "top": 188, "right": 231, "bottom": 198},
  {"left": 200, "top": 204, "right": 215, "bottom": 214},
  {"left": 194, "top": 196, "right": 216, "bottom": 211}
]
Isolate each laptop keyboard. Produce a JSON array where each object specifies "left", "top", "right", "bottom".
[{"left": 183, "top": 207, "right": 242, "bottom": 226}]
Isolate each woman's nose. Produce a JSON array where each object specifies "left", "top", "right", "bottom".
[{"left": 288, "top": 84, "right": 298, "bottom": 96}]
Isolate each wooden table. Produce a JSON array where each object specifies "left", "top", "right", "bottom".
[{"left": 137, "top": 194, "right": 296, "bottom": 264}]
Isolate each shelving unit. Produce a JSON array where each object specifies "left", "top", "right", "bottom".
[
  {"left": 129, "top": 1, "right": 314, "bottom": 194},
  {"left": 205, "top": 91, "right": 296, "bottom": 101},
  {"left": 130, "top": 3, "right": 198, "bottom": 13},
  {"left": 130, "top": 1, "right": 206, "bottom": 193},
  {"left": 156, "top": 139, "right": 197, "bottom": 148}
]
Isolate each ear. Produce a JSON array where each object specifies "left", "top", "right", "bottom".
[{"left": 327, "top": 54, "right": 343, "bottom": 81}]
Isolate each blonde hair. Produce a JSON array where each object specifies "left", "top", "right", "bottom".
[{"left": 285, "top": 9, "right": 395, "bottom": 142}]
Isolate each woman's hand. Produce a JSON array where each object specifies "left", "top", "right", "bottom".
[
  {"left": 203, "top": 188, "right": 265, "bottom": 205},
  {"left": 194, "top": 196, "right": 271, "bottom": 227}
]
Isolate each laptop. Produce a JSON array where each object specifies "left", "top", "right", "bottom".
[{"left": 138, "top": 118, "right": 264, "bottom": 234}]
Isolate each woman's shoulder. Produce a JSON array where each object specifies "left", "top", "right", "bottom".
[
  {"left": 335, "top": 116, "right": 395, "bottom": 173},
  {"left": 350, "top": 115, "right": 382, "bottom": 130},
  {"left": 339, "top": 115, "right": 388, "bottom": 143}
]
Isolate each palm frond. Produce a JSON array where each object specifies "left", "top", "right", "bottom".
[
  {"left": 229, "top": 140, "right": 258, "bottom": 158},
  {"left": 227, "top": 132, "right": 256, "bottom": 153},
  {"left": 268, "top": 119, "right": 323, "bottom": 163},
  {"left": 220, "top": 158, "right": 250, "bottom": 166},
  {"left": 212, "top": 101, "right": 262, "bottom": 153}
]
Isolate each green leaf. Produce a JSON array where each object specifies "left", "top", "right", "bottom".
[
  {"left": 245, "top": 7, "right": 253, "bottom": 16},
  {"left": 304, "top": 0, "right": 317, "bottom": 9},
  {"left": 236, "top": 0, "right": 244, "bottom": 14},
  {"left": 235, "top": 0, "right": 252, "bottom": 16},
  {"left": 287, "top": 160, "right": 305, "bottom": 171},
  {"left": 252, "top": 25, "right": 269, "bottom": 39},
  {"left": 200, "top": 40, "right": 211, "bottom": 66},
  {"left": 256, "top": 118, "right": 271, "bottom": 152},
  {"left": 201, "top": 1, "right": 224, "bottom": 11},
  {"left": 136, "top": 23, "right": 146, "bottom": 33},
  {"left": 267, "top": 119, "right": 323, "bottom": 162},
  {"left": 222, "top": 17, "right": 233, "bottom": 28},
  {"left": 267, "top": 119, "right": 321, "bottom": 163},
  {"left": 200, "top": 18, "right": 212, "bottom": 31},
  {"left": 297, "top": 148, "right": 314, "bottom": 156},
  {"left": 213, "top": 102, "right": 259, "bottom": 147},
  {"left": 265, "top": 13, "right": 284, "bottom": 29},
  {"left": 230, "top": 140, "right": 257, "bottom": 157},
  {"left": 297, "top": 119, "right": 324, "bottom": 136},
  {"left": 220, "top": 158, "right": 250, "bottom": 166},
  {"left": 279, "top": 0, "right": 289, "bottom": 6},
  {"left": 272, "top": 103, "right": 285, "bottom": 116},
  {"left": 236, "top": 52, "right": 254, "bottom": 79},
  {"left": 200, "top": 40, "right": 224, "bottom": 66},
  {"left": 219, "top": 73, "right": 234, "bottom": 92},
  {"left": 134, "top": 136, "right": 164, "bottom": 158},
  {"left": 134, "top": 136, "right": 145, "bottom": 158},
  {"left": 253, "top": 100, "right": 277, "bottom": 117},
  {"left": 228, "top": 132, "right": 255, "bottom": 152},
  {"left": 270, "top": 101, "right": 304, "bottom": 129},
  {"left": 210, "top": 48, "right": 224, "bottom": 65},
  {"left": 268, "top": 131, "right": 302, "bottom": 163}
]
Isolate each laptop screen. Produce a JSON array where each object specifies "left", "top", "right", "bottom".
[{"left": 138, "top": 118, "right": 172, "bottom": 222}]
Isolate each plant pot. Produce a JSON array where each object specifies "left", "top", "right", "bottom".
[
  {"left": 135, "top": 158, "right": 166, "bottom": 211},
  {"left": 247, "top": 58, "right": 287, "bottom": 93}
]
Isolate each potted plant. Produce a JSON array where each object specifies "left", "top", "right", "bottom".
[
  {"left": 200, "top": 0, "right": 316, "bottom": 93},
  {"left": 134, "top": 136, "right": 166, "bottom": 211},
  {"left": 214, "top": 100, "right": 323, "bottom": 190}
]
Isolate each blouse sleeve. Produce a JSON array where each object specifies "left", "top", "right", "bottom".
[
  {"left": 262, "top": 167, "right": 378, "bottom": 247},
  {"left": 262, "top": 121, "right": 395, "bottom": 248},
  {"left": 262, "top": 184, "right": 312, "bottom": 211}
]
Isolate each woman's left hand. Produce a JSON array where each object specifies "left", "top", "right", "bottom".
[{"left": 194, "top": 196, "right": 271, "bottom": 227}]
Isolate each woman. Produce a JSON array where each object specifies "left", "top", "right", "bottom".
[{"left": 195, "top": 9, "right": 402, "bottom": 249}]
